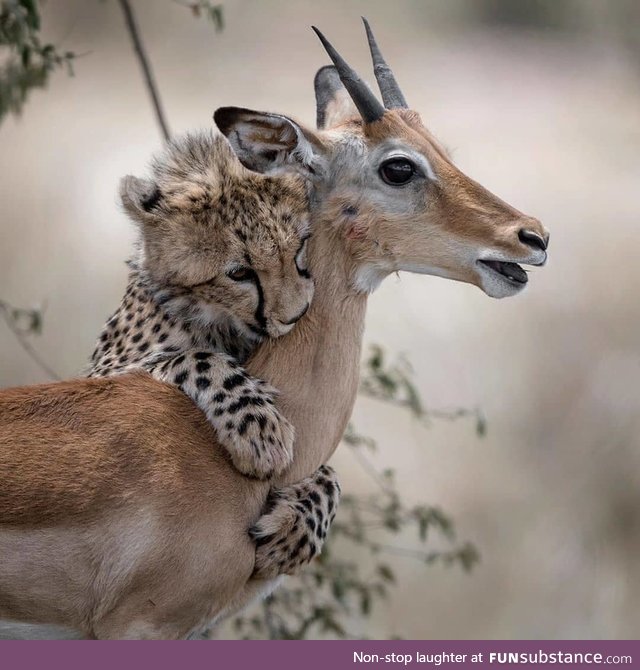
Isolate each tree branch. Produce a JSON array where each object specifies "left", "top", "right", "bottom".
[
  {"left": 117, "top": 0, "right": 171, "bottom": 142},
  {"left": 0, "top": 300, "right": 61, "bottom": 381}
]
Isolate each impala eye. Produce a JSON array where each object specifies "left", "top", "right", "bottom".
[
  {"left": 227, "top": 267, "right": 254, "bottom": 282},
  {"left": 379, "top": 158, "right": 415, "bottom": 185}
]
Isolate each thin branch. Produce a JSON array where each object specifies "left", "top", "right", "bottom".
[
  {"left": 359, "top": 385, "right": 485, "bottom": 434},
  {"left": 368, "top": 542, "right": 442, "bottom": 561},
  {"left": 0, "top": 301, "right": 61, "bottom": 381},
  {"left": 346, "top": 441, "right": 396, "bottom": 498},
  {"left": 117, "top": 0, "right": 171, "bottom": 142}
]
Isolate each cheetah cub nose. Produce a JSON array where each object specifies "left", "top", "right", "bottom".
[{"left": 280, "top": 302, "right": 310, "bottom": 327}]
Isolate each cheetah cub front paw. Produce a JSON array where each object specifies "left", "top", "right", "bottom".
[
  {"left": 250, "top": 465, "right": 341, "bottom": 579},
  {"left": 141, "top": 351, "right": 294, "bottom": 480},
  {"left": 216, "top": 378, "right": 295, "bottom": 480}
]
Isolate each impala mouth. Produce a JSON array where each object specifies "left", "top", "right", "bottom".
[{"left": 478, "top": 260, "right": 528, "bottom": 285}]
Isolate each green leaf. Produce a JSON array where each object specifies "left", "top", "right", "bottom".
[
  {"left": 476, "top": 411, "right": 487, "bottom": 437},
  {"left": 377, "top": 564, "right": 396, "bottom": 583},
  {"left": 360, "top": 590, "right": 371, "bottom": 615},
  {"left": 456, "top": 543, "right": 481, "bottom": 572}
]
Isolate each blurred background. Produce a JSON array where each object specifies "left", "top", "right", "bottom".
[{"left": 1, "top": 0, "right": 640, "bottom": 639}]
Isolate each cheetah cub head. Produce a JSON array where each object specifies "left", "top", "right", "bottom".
[{"left": 120, "top": 132, "right": 314, "bottom": 342}]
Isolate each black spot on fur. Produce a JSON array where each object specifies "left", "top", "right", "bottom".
[
  {"left": 300, "top": 499, "right": 313, "bottom": 512},
  {"left": 291, "top": 534, "right": 308, "bottom": 558},
  {"left": 174, "top": 370, "right": 189, "bottom": 385},
  {"left": 223, "top": 374, "right": 245, "bottom": 391},
  {"left": 227, "top": 396, "right": 251, "bottom": 413},
  {"left": 238, "top": 414, "right": 257, "bottom": 435},
  {"left": 253, "top": 533, "right": 275, "bottom": 548},
  {"left": 323, "top": 481, "right": 334, "bottom": 497},
  {"left": 195, "top": 376, "right": 210, "bottom": 390}
]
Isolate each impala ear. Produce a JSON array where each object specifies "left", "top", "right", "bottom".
[
  {"left": 214, "top": 106, "right": 326, "bottom": 178},
  {"left": 314, "top": 65, "right": 359, "bottom": 129}
]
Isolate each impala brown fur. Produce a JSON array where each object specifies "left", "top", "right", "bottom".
[
  {"left": 0, "top": 21, "right": 549, "bottom": 638},
  {"left": 0, "top": 374, "right": 265, "bottom": 638}
]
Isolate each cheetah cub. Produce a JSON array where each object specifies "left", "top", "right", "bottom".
[{"left": 88, "top": 132, "right": 314, "bottom": 480}]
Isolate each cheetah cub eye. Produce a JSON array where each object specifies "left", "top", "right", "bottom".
[
  {"left": 227, "top": 267, "right": 255, "bottom": 282},
  {"left": 295, "top": 236, "right": 311, "bottom": 278}
]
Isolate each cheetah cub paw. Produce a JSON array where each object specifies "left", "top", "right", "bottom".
[
  {"left": 141, "top": 351, "right": 294, "bottom": 480},
  {"left": 250, "top": 465, "right": 341, "bottom": 579},
  {"left": 216, "top": 377, "right": 295, "bottom": 480}
]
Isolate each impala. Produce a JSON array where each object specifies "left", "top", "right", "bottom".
[{"left": 0, "top": 20, "right": 548, "bottom": 638}]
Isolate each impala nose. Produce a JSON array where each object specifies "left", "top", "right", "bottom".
[{"left": 518, "top": 228, "right": 548, "bottom": 252}]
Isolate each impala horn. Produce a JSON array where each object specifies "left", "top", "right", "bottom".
[
  {"left": 311, "top": 25, "right": 386, "bottom": 123},
  {"left": 362, "top": 17, "right": 408, "bottom": 109}
]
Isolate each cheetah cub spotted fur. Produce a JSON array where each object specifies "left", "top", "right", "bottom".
[
  {"left": 251, "top": 465, "right": 341, "bottom": 579},
  {"left": 88, "top": 132, "right": 314, "bottom": 480}
]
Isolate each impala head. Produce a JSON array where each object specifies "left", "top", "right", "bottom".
[{"left": 215, "top": 19, "right": 549, "bottom": 298}]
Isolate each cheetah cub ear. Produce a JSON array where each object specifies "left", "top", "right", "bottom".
[{"left": 120, "top": 175, "right": 163, "bottom": 225}]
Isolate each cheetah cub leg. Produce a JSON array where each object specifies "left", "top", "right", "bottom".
[
  {"left": 144, "top": 351, "right": 294, "bottom": 479},
  {"left": 250, "top": 465, "right": 341, "bottom": 579}
]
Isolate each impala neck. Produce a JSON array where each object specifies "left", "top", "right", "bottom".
[{"left": 246, "top": 216, "right": 368, "bottom": 485}]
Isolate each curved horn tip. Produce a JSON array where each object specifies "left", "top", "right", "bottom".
[
  {"left": 360, "top": 17, "right": 408, "bottom": 110},
  {"left": 361, "top": 17, "right": 382, "bottom": 59},
  {"left": 311, "top": 26, "right": 344, "bottom": 72},
  {"left": 311, "top": 26, "right": 332, "bottom": 53}
]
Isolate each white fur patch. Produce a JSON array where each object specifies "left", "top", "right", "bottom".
[{"left": 352, "top": 263, "right": 389, "bottom": 294}]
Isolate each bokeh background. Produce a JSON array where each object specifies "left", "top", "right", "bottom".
[{"left": 1, "top": 0, "right": 640, "bottom": 639}]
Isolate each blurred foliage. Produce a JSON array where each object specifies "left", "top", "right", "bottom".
[
  {"left": 361, "top": 344, "right": 486, "bottom": 438},
  {"left": 231, "top": 346, "right": 481, "bottom": 640},
  {"left": 471, "top": 0, "right": 576, "bottom": 31},
  {"left": 0, "top": 0, "right": 76, "bottom": 124},
  {"left": 0, "top": 299, "right": 60, "bottom": 380},
  {"left": 177, "top": 0, "right": 224, "bottom": 31},
  {"left": 0, "top": 0, "right": 225, "bottom": 127},
  {"left": 0, "top": 298, "right": 44, "bottom": 335}
]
